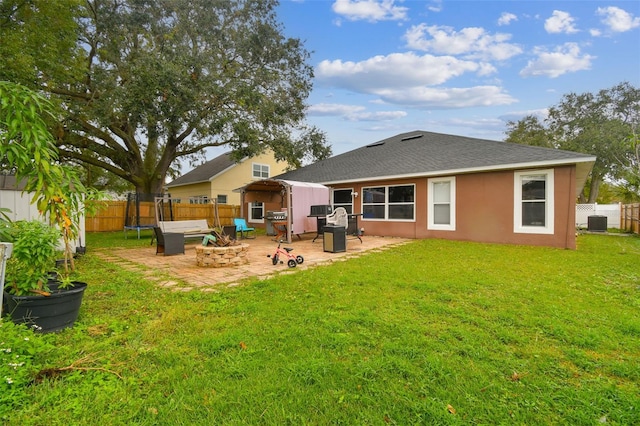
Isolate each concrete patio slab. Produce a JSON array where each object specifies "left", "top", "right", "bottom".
[{"left": 95, "top": 233, "right": 410, "bottom": 291}]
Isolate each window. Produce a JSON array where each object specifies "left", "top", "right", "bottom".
[
  {"left": 388, "top": 185, "right": 414, "bottom": 219},
  {"left": 252, "top": 163, "right": 270, "bottom": 179},
  {"left": 216, "top": 194, "right": 227, "bottom": 204},
  {"left": 514, "top": 170, "right": 554, "bottom": 234},
  {"left": 428, "top": 177, "right": 456, "bottom": 231},
  {"left": 332, "top": 189, "right": 353, "bottom": 214},
  {"left": 362, "top": 185, "right": 414, "bottom": 220},
  {"left": 189, "top": 196, "right": 209, "bottom": 205},
  {"left": 249, "top": 202, "right": 264, "bottom": 223}
]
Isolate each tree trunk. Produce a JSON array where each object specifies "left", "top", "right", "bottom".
[
  {"left": 578, "top": 192, "right": 587, "bottom": 204},
  {"left": 587, "top": 176, "right": 602, "bottom": 203},
  {"left": 134, "top": 175, "right": 166, "bottom": 197}
]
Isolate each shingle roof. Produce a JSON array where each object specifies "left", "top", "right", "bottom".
[
  {"left": 275, "top": 130, "right": 596, "bottom": 185},
  {"left": 166, "top": 152, "right": 237, "bottom": 187}
]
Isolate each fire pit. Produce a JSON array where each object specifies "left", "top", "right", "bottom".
[{"left": 195, "top": 243, "right": 249, "bottom": 267}]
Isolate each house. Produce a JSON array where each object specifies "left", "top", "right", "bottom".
[
  {"left": 165, "top": 150, "right": 290, "bottom": 206},
  {"left": 274, "top": 130, "right": 596, "bottom": 249}
]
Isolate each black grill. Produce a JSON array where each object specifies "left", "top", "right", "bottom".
[{"left": 266, "top": 211, "right": 287, "bottom": 221}]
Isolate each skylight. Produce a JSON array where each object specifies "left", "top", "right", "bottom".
[
  {"left": 366, "top": 141, "right": 385, "bottom": 147},
  {"left": 401, "top": 134, "right": 423, "bottom": 141}
]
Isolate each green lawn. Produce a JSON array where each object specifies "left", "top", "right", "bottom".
[{"left": 3, "top": 233, "right": 640, "bottom": 425}]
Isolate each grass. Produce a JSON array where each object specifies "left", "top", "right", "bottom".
[{"left": 3, "top": 232, "right": 640, "bottom": 425}]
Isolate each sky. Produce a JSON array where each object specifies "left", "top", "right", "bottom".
[{"left": 262, "top": 0, "right": 640, "bottom": 158}]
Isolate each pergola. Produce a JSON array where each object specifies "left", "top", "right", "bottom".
[{"left": 237, "top": 179, "right": 330, "bottom": 243}]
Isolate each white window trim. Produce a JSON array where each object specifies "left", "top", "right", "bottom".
[
  {"left": 248, "top": 202, "right": 265, "bottom": 223},
  {"left": 514, "top": 169, "right": 554, "bottom": 235},
  {"left": 252, "top": 163, "right": 270, "bottom": 179},
  {"left": 428, "top": 177, "right": 456, "bottom": 231},
  {"left": 361, "top": 184, "right": 415, "bottom": 221},
  {"left": 332, "top": 188, "right": 354, "bottom": 213}
]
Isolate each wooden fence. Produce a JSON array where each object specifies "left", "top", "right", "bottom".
[
  {"left": 621, "top": 203, "right": 639, "bottom": 235},
  {"left": 85, "top": 201, "right": 241, "bottom": 232}
]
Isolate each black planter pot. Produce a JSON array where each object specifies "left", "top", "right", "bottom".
[
  {"left": 55, "top": 259, "right": 70, "bottom": 268},
  {"left": 3, "top": 281, "right": 87, "bottom": 333}
]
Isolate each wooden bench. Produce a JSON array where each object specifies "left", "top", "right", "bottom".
[{"left": 158, "top": 220, "right": 214, "bottom": 240}]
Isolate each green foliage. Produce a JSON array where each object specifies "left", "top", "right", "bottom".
[
  {"left": 4, "top": 220, "right": 61, "bottom": 295},
  {"left": 505, "top": 82, "right": 640, "bottom": 203},
  {"left": 505, "top": 114, "right": 553, "bottom": 148},
  {"left": 0, "top": 0, "right": 83, "bottom": 87},
  {"left": 4, "top": 233, "right": 640, "bottom": 424},
  {"left": 0, "top": 320, "right": 54, "bottom": 420},
  {"left": 4, "top": 0, "right": 331, "bottom": 194},
  {"left": 0, "top": 81, "right": 62, "bottom": 193},
  {"left": 0, "top": 81, "right": 107, "bottom": 274}
]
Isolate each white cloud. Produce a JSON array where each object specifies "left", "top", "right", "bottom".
[
  {"left": 374, "top": 86, "right": 517, "bottom": 108},
  {"left": 307, "top": 103, "right": 365, "bottom": 116},
  {"left": 428, "top": 0, "right": 442, "bottom": 13},
  {"left": 404, "top": 24, "right": 522, "bottom": 61},
  {"left": 316, "top": 52, "right": 491, "bottom": 91},
  {"left": 315, "top": 52, "right": 516, "bottom": 108},
  {"left": 520, "top": 43, "right": 595, "bottom": 78},
  {"left": 499, "top": 109, "right": 549, "bottom": 123},
  {"left": 307, "top": 103, "right": 407, "bottom": 121},
  {"left": 498, "top": 12, "right": 518, "bottom": 26},
  {"left": 331, "top": 0, "right": 408, "bottom": 22},
  {"left": 348, "top": 110, "right": 408, "bottom": 121},
  {"left": 596, "top": 6, "right": 640, "bottom": 32},
  {"left": 545, "top": 10, "right": 579, "bottom": 34}
]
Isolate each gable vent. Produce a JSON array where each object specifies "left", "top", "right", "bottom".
[{"left": 401, "top": 134, "right": 423, "bottom": 141}]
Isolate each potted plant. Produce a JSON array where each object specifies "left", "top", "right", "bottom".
[
  {"left": 0, "top": 82, "right": 92, "bottom": 332},
  {"left": 1, "top": 219, "right": 87, "bottom": 333}
]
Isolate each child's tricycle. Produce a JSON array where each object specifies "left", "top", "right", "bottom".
[{"left": 267, "top": 241, "right": 304, "bottom": 268}]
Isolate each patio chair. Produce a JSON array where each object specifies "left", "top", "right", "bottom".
[
  {"left": 234, "top": 218, "right": 256, "bottom": 239},
  {"left": 154, "top": 227, "right": 185, "bottom": 256},
  {"left": 326, "top": 207, "right": 348, "bottom": 229}
]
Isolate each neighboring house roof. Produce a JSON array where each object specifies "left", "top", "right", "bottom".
[
  {"left": 166, "top": 152, "right": 237, "bottom": 188},
  {"left": 0, "top": 174, "right": 26, "bottom": 191},
  {"left": 275, "top": 130, "right": 596, "bottom": 192}
]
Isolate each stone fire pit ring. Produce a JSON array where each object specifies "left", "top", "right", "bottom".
[{"left": 195, "top": 243, "right": 249, "bottom": 267}]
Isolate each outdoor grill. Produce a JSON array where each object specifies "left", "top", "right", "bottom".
[
  {"left": 266, "top": 210, "right": 287, "bottom": 221},
  {"left": 266, "top": 210, "right": 288, "bottom": 237}
]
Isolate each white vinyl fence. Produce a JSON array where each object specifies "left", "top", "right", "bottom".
[
  {"left": 576, "top": 203, "right": 621, "bottom": 229},
  {"left": 0, "top": 189, "right": 86, "bottom": 249}
]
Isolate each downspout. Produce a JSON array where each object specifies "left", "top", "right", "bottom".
[{"left": 566, "top": 166, "right": 575, "bottom": 249}]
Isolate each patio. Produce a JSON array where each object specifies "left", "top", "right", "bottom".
[{"left": 95, "top": 233, "right": 409, "bottom": 291}]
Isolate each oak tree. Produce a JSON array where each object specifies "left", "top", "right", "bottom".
[{"left": 3, "top": 0, "right": 331, "bottom": 194}]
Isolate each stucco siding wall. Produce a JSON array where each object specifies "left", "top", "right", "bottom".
[
  {"left": 168, "top": 150, "right": 289, "bottom": 205},
  {"left": 329, "top": 165, "right": 578, "bottom": 249},
  {"left": 213, "top": 152, "right": 289, "bottom": 205},
  {"left": 168, "top": 182, "right": 211, "bottom": 202},
  {"left": 452, "top": 170, "right": 514, "bottom": 244}
]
